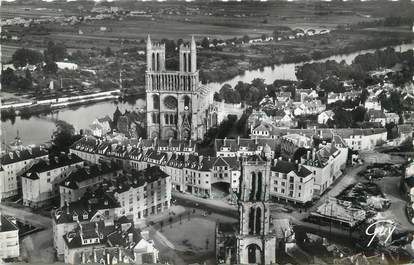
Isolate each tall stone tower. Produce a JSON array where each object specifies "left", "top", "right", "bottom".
[
  {"left": 145, "top": 35, "right": 206, "bottom": 140},
  {"left": 237, "top": 155, "right": 277, "bottom": 264}
]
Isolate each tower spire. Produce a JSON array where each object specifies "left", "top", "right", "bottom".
[
  {"left": 191, "top": 35, "right": 196, "bottom": 49},
  {"left": 147, "top": 34, "right": 152, "bottom": 49},
  {"left": 190, "top": 35, "right": 197, "bottom": 72}
]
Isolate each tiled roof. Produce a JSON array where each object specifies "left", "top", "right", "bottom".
[
  {"left": 0, "top": 215, "right": 18, "bottom": 232},
  {"left": 1, "top": 146, "right": 48, "bottom": 165},
  {"left": 111, "top": 166, "right": 168, "bottom": 193},
  {"left": 53, "top": 192, "right": 120, "bottom": 224},
  {"left": 64, "top": 217, "right": 140, "bottom": 250},
  {"left": 25, "top": 154, "right": 83, "bottom": 174},
  {"left": 60, "top": 163, "right": 120, "bottom": 189},
  {"left": 271, "top": 160, "right": 312, "bottom": 178},
  {"left": 367, "top": 109, "right": 386, "bottom": 119}
]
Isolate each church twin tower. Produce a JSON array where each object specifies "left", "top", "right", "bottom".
[{"left": 145, "top": 35, "right": 206, "bottom": 141}]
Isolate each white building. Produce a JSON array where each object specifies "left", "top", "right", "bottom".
[
  {"left": 22, "top": 154, "right": 84, "bottom": 208},
  {"left": 318, "top": 110, "right": 335, "bottom": 124},
  {"left": 0, "top": 146, "right": 48, "bottom": 200},
  {"left": 341, "top": 128, "right": 387, "bottom": 150},
  {"left": 110, "top": 166, "right": 171, "bottom": 226},
  {"left": 0, "top": 212, "right": 19, "bottom": 260},
  {"left": 301, "top": 140, "right": 348, "bottom": 196},
  {"left": 270, "top": 159, "right": 314, "bottom": 204}
]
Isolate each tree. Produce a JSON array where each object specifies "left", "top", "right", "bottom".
[
  {"left": 104, "top": 47, "right": 113, "bottom": 57},
  {"left": 50, "top": 120, "right": 80, "bottom": 155},
  {"left": 218, "top": 84, "right": 241, "bottom": 104},
  {"left": 25, "top": 68, "right": 32, "bottom": 82},
  {"left": 177, "top": 38, "right": 184, "bottom": 47},
  {"left": 17, "top": 77, "right": 32, "bottom": 90},
  {"left": 1, "top": 68, "right": 18, "bottom": 88},
  {"left": 11, "top": 48, "right": 43, "bottom": 68},
  {"left": 242, "top": 35, "right": 250, "bottom": 43},
  {"left": 201, "top": 37, "right": 209, "bottom": 49},
  {"left": 213, "top": 92, "right": 222, "bottom": 102},
  {"left": 44, "top": 41, "right": 67, "bottom": 62},
  {"left": 320, "top": 77, "right": 342, "bottom": 93},
  {"left": 43, "top": 61, "right": 58, "bottom": 75}
]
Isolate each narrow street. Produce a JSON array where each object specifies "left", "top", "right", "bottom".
[{"left": 0, "top": 203, "right": 52, "bottom": 228}]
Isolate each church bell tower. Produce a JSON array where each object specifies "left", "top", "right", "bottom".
[{"left": 237, "top": 155, "right": 277, "bottom": 265}]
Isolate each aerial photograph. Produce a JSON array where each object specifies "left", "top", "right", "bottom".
[{"left": 0, "top": 0, "right": 414, "bottom": 264}]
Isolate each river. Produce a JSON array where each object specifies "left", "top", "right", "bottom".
[{"left": 2, "top": 43, "right": 413, "bottom": 145}]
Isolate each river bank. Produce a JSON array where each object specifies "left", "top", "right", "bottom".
[
  {"left": 199, "top": 32, "right": 413, "bottom": 85},
  {"left": 1, "top": 89, "right": 122, "bottom": 120},
  {"left": 3, "top": 41, "right": 414, "bottom": 145}
]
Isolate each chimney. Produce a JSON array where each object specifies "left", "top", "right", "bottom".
[
  {"left": 298, "top": 163, "right": 301, "bottom": 172},
  {"left": 306, "top": 150, "right": 310, "bottom": 160},
  {"left": 237, "top": 136, "right": 240, "bottom": 145},
  {"left": 107, "top": 252, "right": 110, "bottom": 265},
  {"left": 119, "top": 249, "right": 122, "bottom": 263},
  {"left": 198, "top": 155, "right": 203, "bottom": 164},
  {"left": 66, "top": 202, "right": 70, "bottom": 214},
  {"left": 312, "top": 148, "right": 316, "bottom": 161},
  {"left": 224, "top": 137, "right": 227, "bottom": 146},
  {"left": 128, "top": 233, "right": 133, "bottom": 243},
  {"left": 168, "top": 137, "right": 172, "bottom": 146}
]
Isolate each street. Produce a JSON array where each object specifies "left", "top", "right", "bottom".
[{"left": 0, "top": 203, "right": 52, "bottom": 228}]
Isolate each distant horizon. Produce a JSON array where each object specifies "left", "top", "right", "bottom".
[{"left": 2, "top": 0, "right": 414, "bottom": 3}]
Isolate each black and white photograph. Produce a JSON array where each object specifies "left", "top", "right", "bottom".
[{"left": 1, "top": 0, "right": 414, "bottom": 264}]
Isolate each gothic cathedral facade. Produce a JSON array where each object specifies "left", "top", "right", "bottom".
[{"left": 145, "top": 35, "right": 209, "bottom": 141}]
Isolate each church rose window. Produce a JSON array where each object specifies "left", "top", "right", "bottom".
[{"left": 164, "top": 96, "right": 178, "bottom": 109}]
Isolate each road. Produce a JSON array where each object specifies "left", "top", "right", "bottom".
[{"left": 0, "top": 203, "right": 52, "bottom": 228}]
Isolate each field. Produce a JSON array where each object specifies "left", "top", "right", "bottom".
[{"left": 2, "top": 0, "right": 414, "bottom": 60}]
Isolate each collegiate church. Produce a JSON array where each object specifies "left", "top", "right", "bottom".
[{"left": 145, "top": 35, "right": 211, "bottom": 141}]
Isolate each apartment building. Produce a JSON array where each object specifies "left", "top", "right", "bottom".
[
  {"left": 108, "top": 166, "right": 171, "bottom": 225},
  {"left": 0, "top": 146, "right": 48, "bottom": 200},
  {"left": 270, "top": 159, "right": 314, "bottom": 204},
  {"left": 22, "top": 154, "right": 84, "bottom": 208},
  {"left": 300, "top": 142, "right": 348, "bottom": 196},
  {"left": 59, "top": 162, "right": 122, "bottom": 207}
]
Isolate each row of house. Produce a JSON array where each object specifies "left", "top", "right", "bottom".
[{"left": 250, "top": 124, "right": 389, "bottom": 151}]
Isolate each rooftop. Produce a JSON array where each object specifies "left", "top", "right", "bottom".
[
  {"left": 25, "top": 153, "right": 83, "bottom": 176},
  {"left": 272, "top": 160, "right": 312, "bottom": 178},
  {"left": 1, "top": 146, "right": 48, "bottom": 165}
]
